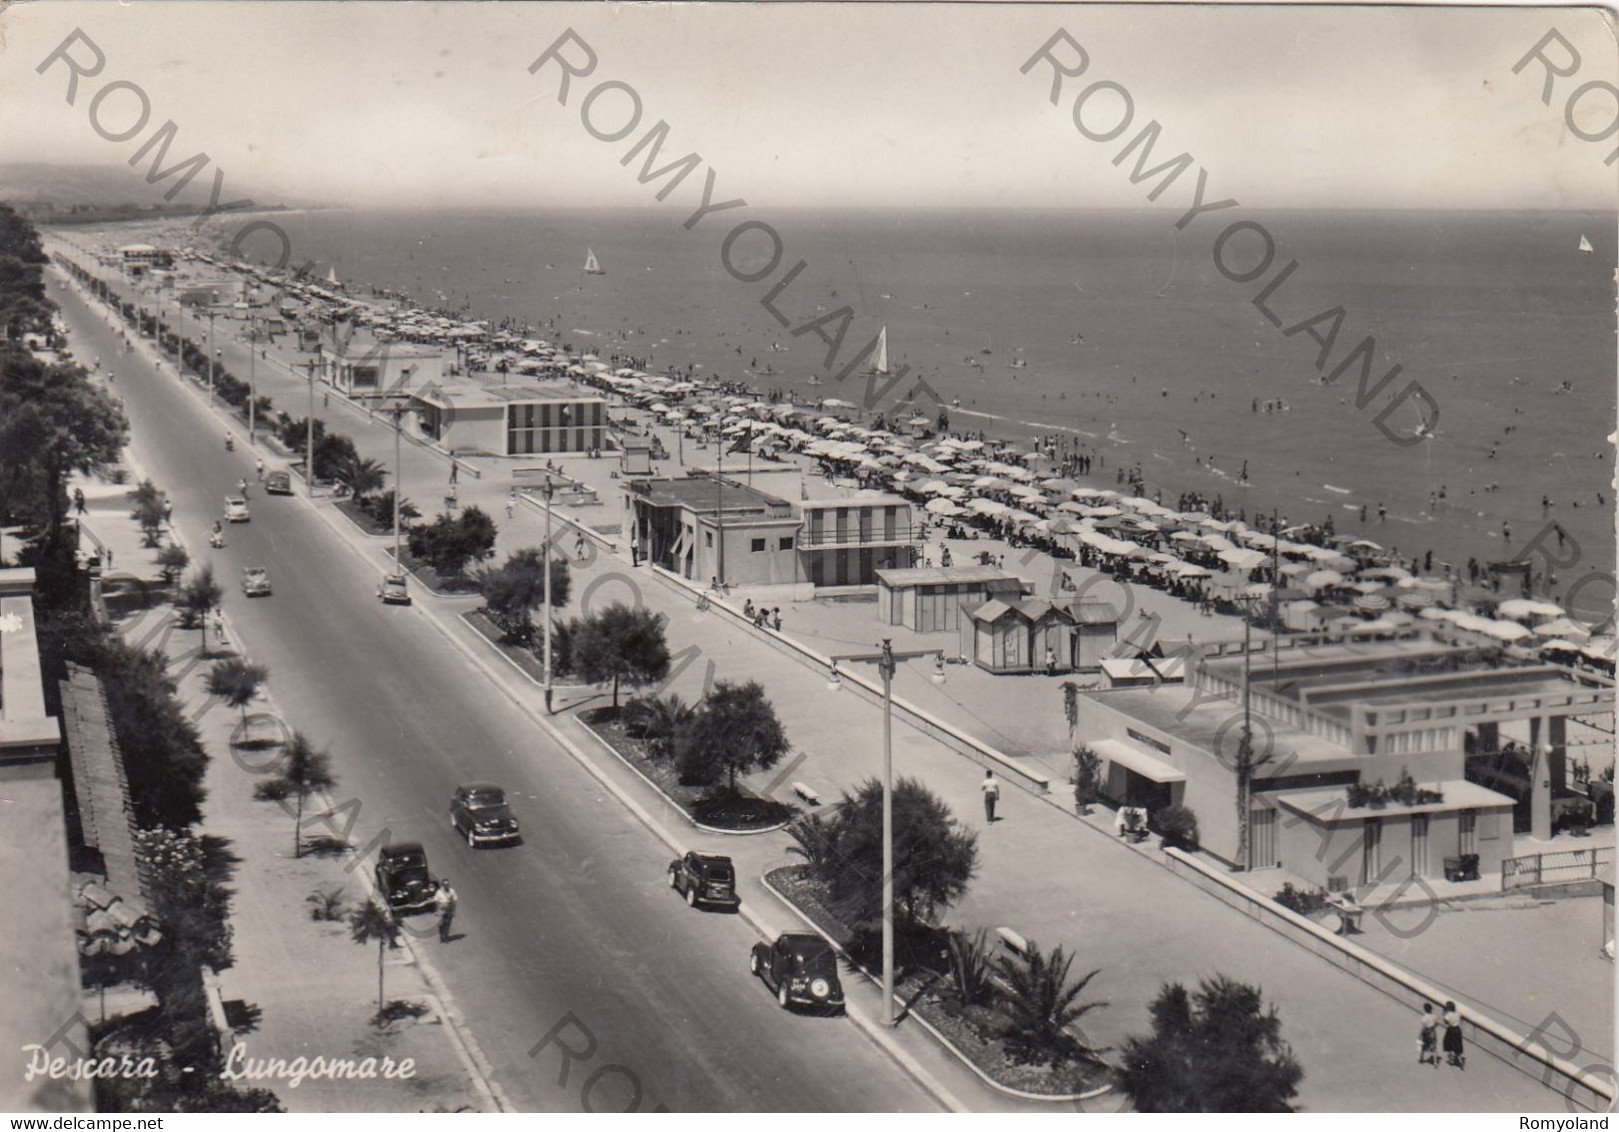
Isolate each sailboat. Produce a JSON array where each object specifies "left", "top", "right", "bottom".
[
  {"left": 326, "top": 266, "right": 340, "bottom": 288},
  {"left": 1578, "top": 235, "right": 1594, "bottom": 253},
  {"left": 583, "top": 247, "right": 605, "bottom": 275},
  {"left": 863, "top": 326, "right": 890, "bottom": 375}
]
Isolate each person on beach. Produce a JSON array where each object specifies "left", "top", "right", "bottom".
[
  {"left": 1418, "top": 1004, "right": 1440, "bottom": 1066},
  {"left": 981, "top": 770, "right": 1001, "bottom": 823},
  {"left": 1441, "top": 1002, "right": 1465, "bottom": 1068}
]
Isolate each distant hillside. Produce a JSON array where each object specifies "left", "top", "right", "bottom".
[{"left": 0, "top": 162, "right": 316, "bottom": 213}]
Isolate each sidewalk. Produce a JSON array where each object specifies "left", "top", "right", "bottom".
[{"left": 57, "top": 292, "right": 500, "bottom": 1114}]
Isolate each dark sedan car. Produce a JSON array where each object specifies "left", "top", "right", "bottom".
[
  {"left": 374, "top": 842, "right": 436, "bottom": 915},
  {"left": 749, "top": 932, "right": 844, "bottom": 1011},
  {"left": 264, "top": 471, "right": 293, "bottom": 495},
  {"left": 667, "top": 851, "right": 740, "bottom": 909},
  {"left": 450, "top": 782, "right": 521, "bottom": 847}
]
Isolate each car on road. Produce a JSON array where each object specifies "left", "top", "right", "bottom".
[
  {"left": 749, "top": 932, "right": 845, "bottom": 1012},
  {"left": 377, "top": 573, "right": 412, "bottom": 605},
  {"left": 668, "top": 851, "right": 740, "bottom": 909},
  {"left": 241, "top": 566, "right": 272, "bottom": 597},
  {"left": 264, "top": 471, "right": 293, "bottom": 495},
  {"left": 374, "top": 842, "right": 436, "bottom": 914},
  {"left": 224, "top": 496, "right": 250, "bottom": 523},
  {"left": 449, "top": 783, "right": 521, "bottom": 847}
]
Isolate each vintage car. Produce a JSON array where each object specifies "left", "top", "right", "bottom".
[
  {"left": 667, "top": 851, "right": 740, "bottom": 909},
  {"left": 241, "top": 566, "right": 272, "bottom": 597},
  {"left": 749, "top": 932, "right": 844, "bottom": 1011},
  {"left": 223, "top": 496, "right": 251, "bottom": 523},
  {"left": 449, "top": 783, "right": 521, "bottom": 847},
  {"left": 374, "top": 842, "right": 436, "bottom": 915},
  {"left": 377, "top": 573, "right": 412, "bottom": 605},
  {"left": 264, "top": 471, "right": 294, "bottom": 496}
]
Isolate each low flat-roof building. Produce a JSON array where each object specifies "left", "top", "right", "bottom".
[
  {"left": 411, "top": 378, "right": 606, "bottom": 457},
  {"left": 876, "top": 565, "right": 1025, "bottom": 632},
  {"left": 627, "top": 476, "right": 800, "bottom": 588},
  {"left": 328, "top": 337, "right": 445, "bottom": 398},
  {"left": 1080, "top": 635, "right": 1613, "bottom": 888}
]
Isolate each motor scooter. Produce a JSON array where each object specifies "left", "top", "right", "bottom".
[
  {"left": 225, "top": 435, "right": 235, "bottom": 452},
  {"left": 209, "top": 529, "right": 225, "bottom": 550}
]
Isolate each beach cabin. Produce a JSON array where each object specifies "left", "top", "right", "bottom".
[
  {"left": 1068, "top": 602, "right": 1122, "bottom": 670},
  {"left": 966, "top": 600, "right": 1028, "bottom": 672},
  {"left": 621, "top": 438, "right": 654, "bottom": 476},
  {"left": 875, "top": 565, "right": 1026, "bottom": 632},
  {"left": 1099, "top": 652, "right": 1188, "bottom": 688}
]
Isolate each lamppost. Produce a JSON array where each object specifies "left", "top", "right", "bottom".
[
  {"left": 542, "top": 475, "right": 556, "bottom": 715},
  {"left": 205, "top": 308, "right": 216, "bottom": 404},
  {"left": 391, "top": 407, "right": 404, "bottom": 572},
  {"left": 306, "top": 359, "right": 317, "bottom": 499},
  {"left": 1232, "top": 593, "right": 1270, "bottom": 871},
  {"left": 826, "top": 640, "right": 947, "bottom": 1026},
  {"left": 247, "top": 314, "right": 258, "bottom": 447}
]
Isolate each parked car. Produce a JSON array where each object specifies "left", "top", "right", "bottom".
[
  {"left": 374, "top": 842, "right": 436, "bottom": 914},
  {"left": 449, "top": 783, "right": 521, "bottom": 847},
  {"left": 264, "top": 471, "right": 293, "bottom": 495},
  {"left": 668, "top": 851, "right": 739, "bottom": 909},
  {"left": 377, "top": 572, "right": 411, "bottom": 605},
  {"left": 223, "top": 496, "right": 250, "bottom": 523},
  {"left": 749, "top": 932, "right": 844, "bottom": 1011},
  {"left": 241, "top": 566, "right": 272, "bottom": 597}
]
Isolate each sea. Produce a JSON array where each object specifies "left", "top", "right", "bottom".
[{"left": 235, "top": 206, "right": 1617, "bottom": 619}]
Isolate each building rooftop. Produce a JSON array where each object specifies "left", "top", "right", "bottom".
[
  {"left": 0, "top": 570, "right": 61, "bottom": 764},
  {"left": 801, "top": 491, "right": 908, "bottom": 509},
  {"left": 630, "top": 476, "right": 792, "bottom": 516},
  {"left": 0, "top": 777, "right": 93, "bottom": 1113},
  {"left": 414, "top": 377, "right": 605, "bottom": 408},
  {"left": 1089, "top": 684, "right": 1350, "bottom": 768},
  {"left": 876, "top": 565, "right": 1021, "bottom": 588}
]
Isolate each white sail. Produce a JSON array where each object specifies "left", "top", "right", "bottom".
[
  {"left": 1579, "top": 235, "right": 1594, "bottom": 253},
  {"left": 584, "top": 247, "right": 604, "bottom": 274},
  {"left": 326, "top": 266, "right": 339, "bottom": 286},
  {"left": 872, "top": 326, "right": 889, "bottom": 374}
]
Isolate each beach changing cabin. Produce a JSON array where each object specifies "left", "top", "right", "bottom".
[
  {"left": 960, "top": 597, "right": 1119, "bottom": 674},
  {"left": 875, "top": 565, "right": 1026, "bottom": 632}
]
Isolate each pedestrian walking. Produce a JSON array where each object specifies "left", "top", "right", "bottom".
[
  {"left": 981, "top": 770, "right": 1001, "bottom": 823},
  {"left": 255, "top": 458, "right": 265, "bottom": 481},
  {"left": 575, "top": 532, "right": 587, "bottom": 561},
  {"left": 435, "top": 879, "right": 458, "bottom": 943},
  {"left": 1045, "top": 645, "right": 1057, "bottom": 675},
  {"left": 1442, "top": 1002, "right": 1464, "bottom": 1068},
  {"left": 162, "top": 498, "right": 173, "bottom": 523},
  {"left": 73, "top": 488, "right": 86, "bottom": 516},
  {"left": 505, "top": 495, "right": 515, "bottom": 520},
  {"left": 771, "top": 608, "right": 782, "bottom": 632},
  {"left": 1418, "top": 1004, "right": 1439, "bottom": 1067}
]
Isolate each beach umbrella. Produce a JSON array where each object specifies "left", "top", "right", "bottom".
[
  {"left": 1278, "top": 562, "right": 1310, "bottom": 577},
  {"left": 1304, "top": 569, "right": 1344, "bottom": 591},
  {"left": 1484, "top": 620, "right": 1532, "bottom": 642},
  {"left": 1397, "top": 591, "right": 1436, "bottom": 611},
  {"left": 925, "top": 498, "right": 963, "bottom": 516},
  {"left": 1358, "top": 565, "right": 1411, "bottom": 582},
  {"left": 1353, "top": 593, "right": 1391, "bottom": 613},
  {"left": 1532, "top": 617, "right": 1591, "bottom": 641},
  {"left": 1497, "top": 598, "right": 1566, "bottom": 622},
  {"left": 969, "top": 498, "right": 1008, "bottom": 516},
  {"left": 1219, "top": 548, "right": 1267, "bottom": 570}
]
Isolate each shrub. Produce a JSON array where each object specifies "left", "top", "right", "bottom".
[
  {"left": 1153, "top": 804, "right": 1199, "bottom": 850},
  {"left": 1073, "top": 747, "right": 1103, "bottom": 814},
  {"left": 1272, "top": 883, "right": 1330, "bottom": 916}
]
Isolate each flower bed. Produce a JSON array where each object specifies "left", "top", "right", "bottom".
[
  {"left": 395, "top": 547, "right": 481, "bottom": 595},
  {"left": 766, "top": 863, "right": 1114, "bottom": 1099},
  {"left": 334, "top": 497, "right": 392, "bottom": 536},
  {"left": 582, "top": 707, "right": 798, "bottom": 832}
]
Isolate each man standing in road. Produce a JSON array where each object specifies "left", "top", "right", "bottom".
[
  {"left": 981, "top": 770, "right": 1001, "bottom": 824},
  {"left": 435, "top": 879, "right": 458, "bottom": 943}
]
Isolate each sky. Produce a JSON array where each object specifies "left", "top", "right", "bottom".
[{"left": 0, "top": 1, "right": 1615, "bottom": 211}]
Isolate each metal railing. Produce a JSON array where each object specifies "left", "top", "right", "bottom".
[
  {"left": 796, "top": 525, "right": 919, "bottom": 547},
  {"left": 1501, "top": 844, "right": 1614, "bottom": 890}
]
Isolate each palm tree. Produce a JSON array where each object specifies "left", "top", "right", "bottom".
[
  {"left": 278, "top": 731, "right": 337, "bottom": 858},
  {"left": 620, "top": 692, "right": 693, "bottom": 760},
  {"left": 995, "top": 941, "right": 1107, "bottom": 1064},
  {"left": 206, "top": 657, "right": 268, "bottom": 726},
  {"left": 785, "top": 811, "right": 837, "bottom": 875},
  {"left": 338, "top": 455, "right": 388, "bottom": 502},
  {"left": 349, "top": 899, "right": 402, "bottom": 1014},
  {"left": 946, "top": 927, "right": 994, "bottom": 1007}
]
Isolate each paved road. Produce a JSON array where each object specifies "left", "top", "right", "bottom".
[{"left": 48, "top": 268, "right": 944, "bottom": 1113}]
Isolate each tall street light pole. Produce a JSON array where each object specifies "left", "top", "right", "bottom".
[
  {"left": 542, "top": 475, "right": 555, "bottom": 714},
  {"left": 206, "top": 308, "right": 216, "bottom": 404},
  {"left": 392, "top": 407, "right": 404, "bottom": 571},
  {"left": 247, "top": 315, "right": 258, "bottom": 447},
  {"left": 306, "top": 360, "right": 317, "bottom": 499},
  {"left": 827, "top": 640, "right": 947, "bottom": 1027}
]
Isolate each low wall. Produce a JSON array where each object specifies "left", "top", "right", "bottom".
[
  {"left": 647, "top": 565, "right": 1050, "bottom": 794},
  {"left": 1163, "top": 847, "right": 1614, "bottom": 1113}
]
